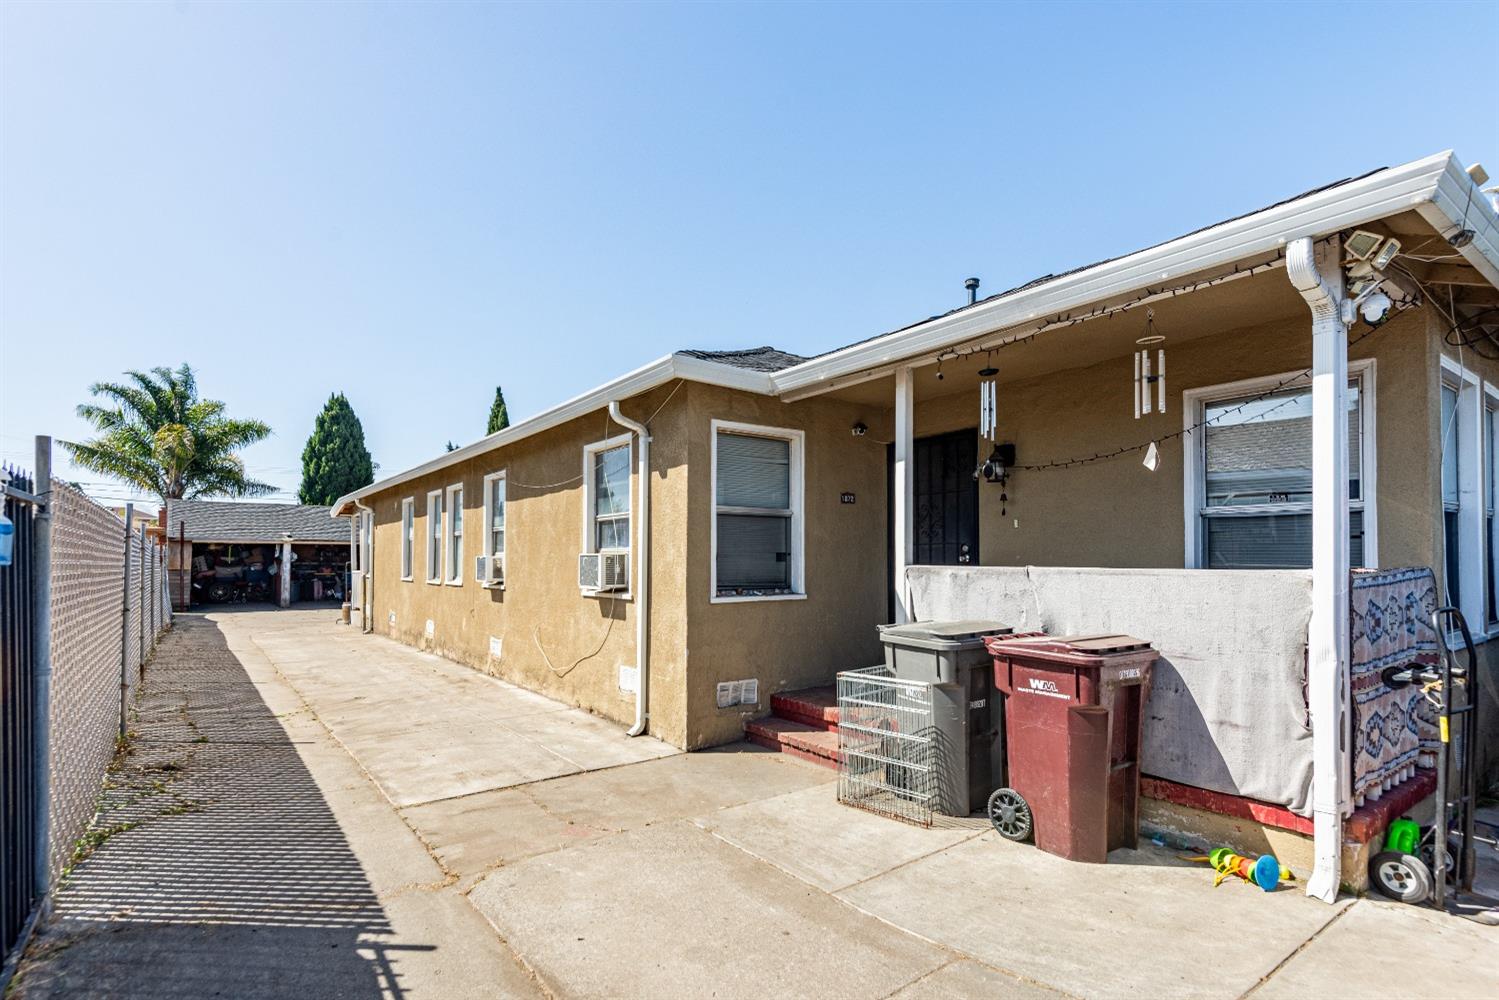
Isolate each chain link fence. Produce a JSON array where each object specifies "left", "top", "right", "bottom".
[{"left": 45, "top": 483, "right": 170, "bottom": 881}]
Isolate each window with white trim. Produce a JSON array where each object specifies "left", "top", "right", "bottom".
[
  {"left": 445, "top": 484, "right": 463, "bottom": 584},
  {"left": 1188, "top": 366, "right": 1372, "bottom": 569},
  {"left": 584, "top": 437, "right": 631, "bottom": 554},
  {"left": 483, "top": 471, "right": 506, "bottom": 584},
  {"left": 712, "top": 421, "right": 804, "bottom": 600},
  {"left": 1438, "top": 358, "right": 1483, "bottom": 632},
  {"left": 1441, "top": 380, "right": 1463, "bottom": 609},
  {"left": 401, "top": 498, "right": 414, "bottom": 580},
  {"left": 426, "top": 490, "right": 443, "bottom": 583},
  {"left": 1486, "top": 395, "right": 1497, "bottom": 627}
]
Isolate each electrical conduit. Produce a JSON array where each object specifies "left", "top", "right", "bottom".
[{"left": 608, "top": 400, "right": 650, "bottom": 737}]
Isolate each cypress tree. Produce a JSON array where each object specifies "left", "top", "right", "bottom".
[
  {"left": 299, "top": 393, "right": 375, "bottom": 505},
  {"left": 486, "top": 386, "right": 510, "bottom": 435}
]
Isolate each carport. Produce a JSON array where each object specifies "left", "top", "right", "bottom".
[{"left": 163, "top": 499, "right": 352, "bottom": 608}]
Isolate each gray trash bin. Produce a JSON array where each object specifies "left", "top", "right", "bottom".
[{"left": 877, "top": 620, "right": 1010, "bottom": 816}]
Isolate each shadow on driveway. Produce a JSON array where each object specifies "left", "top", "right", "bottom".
[{"left": 14, "top": 615, "right": 429, "bottom": 1000}]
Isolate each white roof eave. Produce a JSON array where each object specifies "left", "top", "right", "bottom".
[
  {"left": 332, "top": 151, "right": 1499, "bottom": 518},
  {"left": 330, "top": 353, "right": 774, "bottom": 516},
  {"left": 769, "top": 150, "right": 1492, "bottom": 394}
]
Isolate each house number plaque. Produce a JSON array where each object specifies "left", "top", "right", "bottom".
[{"left": 840, "top": 492, "right": 856, "bottom": 504}]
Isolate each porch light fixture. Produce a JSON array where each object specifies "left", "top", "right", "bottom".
[
  {"left": 977, "top": 443, "right": 1015, "bottom": 515},
  {"left": 1133, "top": 310, "right": 1166, "bottom": 419}
]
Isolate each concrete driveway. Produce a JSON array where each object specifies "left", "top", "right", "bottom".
[{"left": 16, "top": 610, "right": 1496, "bottom": 1000}]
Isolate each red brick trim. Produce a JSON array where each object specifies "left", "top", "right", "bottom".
[{"left": 1142, "top": 771, "right": 1436, "bottom": 842}]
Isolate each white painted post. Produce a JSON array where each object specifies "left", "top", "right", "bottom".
[
  {"left": 279, "top": 539, "right": 293, "bottom": 607},
  {"left": 893, "top": 366, "right": 915, "bottom": 623},
  {"left": 1289, "top": 236, "right": 1351, "bottom": 903}
]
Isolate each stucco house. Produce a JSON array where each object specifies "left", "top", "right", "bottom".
[{"left": 334, "top": 150, "right": 1499, "bottom": 899}]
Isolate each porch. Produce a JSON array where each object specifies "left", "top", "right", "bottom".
[{"left": 779, "top": 227, "right": 1454, "bottom": 901}]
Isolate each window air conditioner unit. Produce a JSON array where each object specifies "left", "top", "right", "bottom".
[
  {"left": 476, "top": 555, "right": 504, "bottom": 586},
  {"left": 579, "top": 551, "right": 629, "bottom": 592}
]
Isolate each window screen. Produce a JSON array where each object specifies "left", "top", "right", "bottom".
[
  {"left": 592, "top": 444, "right": 630, "bottom": 551},
  {"left": 1199, "top": 377, "right": 1364, "bottom": 569},
  {"left": 401, "top": 499, "right": 414, "bottom": 579},
  {"left": 448, "top": 488, "right": 463, "bottom": 582},
  {"left": 489, "top": 476, "right": 505, "bottom": 560},
  {"left": 716, "top": 432, "right": 794, "bottom": 594},
  {"left": 426, "top": 493, "right": 442, "bottom": 581}
]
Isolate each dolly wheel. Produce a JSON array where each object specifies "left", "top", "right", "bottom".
[
  {"left": 987, "top": 788, "right": 1033, "bottom": 842},
  {"left": 1370, "top": 851, "right": 1433, "bottom": 904}
]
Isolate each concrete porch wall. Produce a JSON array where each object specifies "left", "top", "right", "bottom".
[{"left": 907, "top": 564, "right": 1317, "bottom": 813}]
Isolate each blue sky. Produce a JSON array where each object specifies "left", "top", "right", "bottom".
[{"left": 2, "top": 1, "right": 1495, "bottom": 510}]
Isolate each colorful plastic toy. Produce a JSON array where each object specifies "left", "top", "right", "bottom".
[
  {"left": 1182, "top": 848, "right": 1294, "bottom": 891},
  {"left": 1382, "top": 817, "right": 1421, "bottom": 855}
]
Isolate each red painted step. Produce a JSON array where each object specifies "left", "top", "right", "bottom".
[
  {"left": 769, "top": 686, "right": 839, "bottom": 732},
  {"left": 745, "top": 717, "right": 839, "bottom": 770}
]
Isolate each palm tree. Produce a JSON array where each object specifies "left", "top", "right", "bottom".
[{"left": 63, "top": 364, "right": 275, "bottom": 502}]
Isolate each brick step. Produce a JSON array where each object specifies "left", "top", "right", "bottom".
[
  {"left": 769, "top": 686, "right": 839, "bottom": 732},
  {"left": 745, "top": 717, "right": 839, "bottom": 770}
]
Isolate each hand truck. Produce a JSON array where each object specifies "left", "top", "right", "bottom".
[{"left": 1370, "top": 607, "right": 1486, "bottom": 907}]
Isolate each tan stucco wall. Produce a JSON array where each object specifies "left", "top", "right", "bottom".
[
  {"left": 361, "top": 379, "right": 891, "bottom": 751},
  {"left": 357, "top": 300, "right": 1486, "bottom": 755},
  {"left": 679, "top": 383, "right": 890, "bottom": 749},
  {"left": 907, "top": 304, "right": 1440, "bottom": 571},
  {"left": 364, "top": 382, "right": 695, "bottom": 747}
]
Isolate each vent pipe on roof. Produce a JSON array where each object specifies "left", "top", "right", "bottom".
[{"left": 965, "top": 277, "right": 980, "bottom": 305}]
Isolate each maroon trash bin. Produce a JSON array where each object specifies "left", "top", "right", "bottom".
[{"left": 983, "top": 634, "right": 1157, "bottom": 863}]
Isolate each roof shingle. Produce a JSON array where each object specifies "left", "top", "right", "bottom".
[
  {"left": 677, "top": 346, "right": 810, "bottom": 372},
  {"left": 164, "top": 499, "right": 349, "bottom": 543}
]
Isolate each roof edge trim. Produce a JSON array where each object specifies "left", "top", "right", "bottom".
[
  {"left": 769, "top": 151, "right": 1468, "bottom": 393},
  {"left": 330, "top": 353, "right": 774, "bottom": 516}
]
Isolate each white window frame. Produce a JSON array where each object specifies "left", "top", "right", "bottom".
[
  {"left": 1484, "top": 384, "right": 1499, "bottom": 631},
  {"left": 400, "top": 497, "right": 415, "bottom": 581},
  {"left": 482, "top": 470, "right": 507, "bottom": 590},
  {"left": 444, "top": 483, "right": 464, "bottom": 585},
  {"left": 1182, "top": 359, "right": 1377, "bottom": 570},
  {"left": 426, "top": 489, "right": 443, "bottom": 584},
  {"left": 710, "top": 419, "right": 807, "bottom": 604},
  {"left": 1440, "top": 356, "right": 1483, "bottom": 636},
  {"left": 582, "top": 433, "right": 633, "bottom": 599}
]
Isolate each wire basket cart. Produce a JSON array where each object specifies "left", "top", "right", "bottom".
[{"left": 836, "top": 665, "right": 937, "bottom": 827}]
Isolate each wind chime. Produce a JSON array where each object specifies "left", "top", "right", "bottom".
[
  {"left": 1133, "top": 309, "right": 1167, "bottom": 419},
  {"left": 1134, "top": 310, "right": 1167, "bottom": 472},
  {"left": 976, "top": 354, "right": 1012, "bottom": 514}
]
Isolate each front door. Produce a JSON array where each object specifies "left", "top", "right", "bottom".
[
  {"left": 887, "top": 429, "right": 982, "bottom": 621},
  {"left": 914, "top": 429, "right": 980, "bottom": 566}
]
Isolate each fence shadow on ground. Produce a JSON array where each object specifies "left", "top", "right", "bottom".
[{"left": 15, "top": 616, "right": 428, "bottom": 1000}]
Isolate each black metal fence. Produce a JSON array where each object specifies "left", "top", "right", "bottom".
[{"left": 0, "top": 468, "right": 40, "bottom": 967}]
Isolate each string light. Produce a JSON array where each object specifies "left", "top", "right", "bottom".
[{"left": 1013, "top": 319, "right": 1389, "bottom": 471}]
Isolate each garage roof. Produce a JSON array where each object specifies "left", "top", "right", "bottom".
[{"left": 165, "top": 499, "right": 349, "bottom": 544}]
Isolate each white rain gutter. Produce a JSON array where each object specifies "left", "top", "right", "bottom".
[
  {"left": 353, "top": 499, "right": 374, "bottom": 634},
  {"left": 608, "top": 401, "right": 651, "bottom": 737},
  {"left": 770, "top": 150, "right": 1487, "bottom": 397},
  {"left": 1287, "top": 235, "right": 1351, "bottom": 904},
  {"left": 329, "top": 353, "right": 771, "bottom": 518}
]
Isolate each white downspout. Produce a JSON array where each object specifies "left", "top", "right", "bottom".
[
  {"left": 892, "top": 366, "right": 914, "bottom": 623},
  {"left": 354, "top": 499, "right": 374, "bottom": 634},
  {"left": 1288, "top": 235, "right": 1351, "bottom": 903},
  {"left": 609, "top": 400, "right": 651, "bottom": 737}
]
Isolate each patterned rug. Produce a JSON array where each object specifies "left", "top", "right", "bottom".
[{"left": 1349, "top": 567, "right": 1439, "bottom": 805}]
